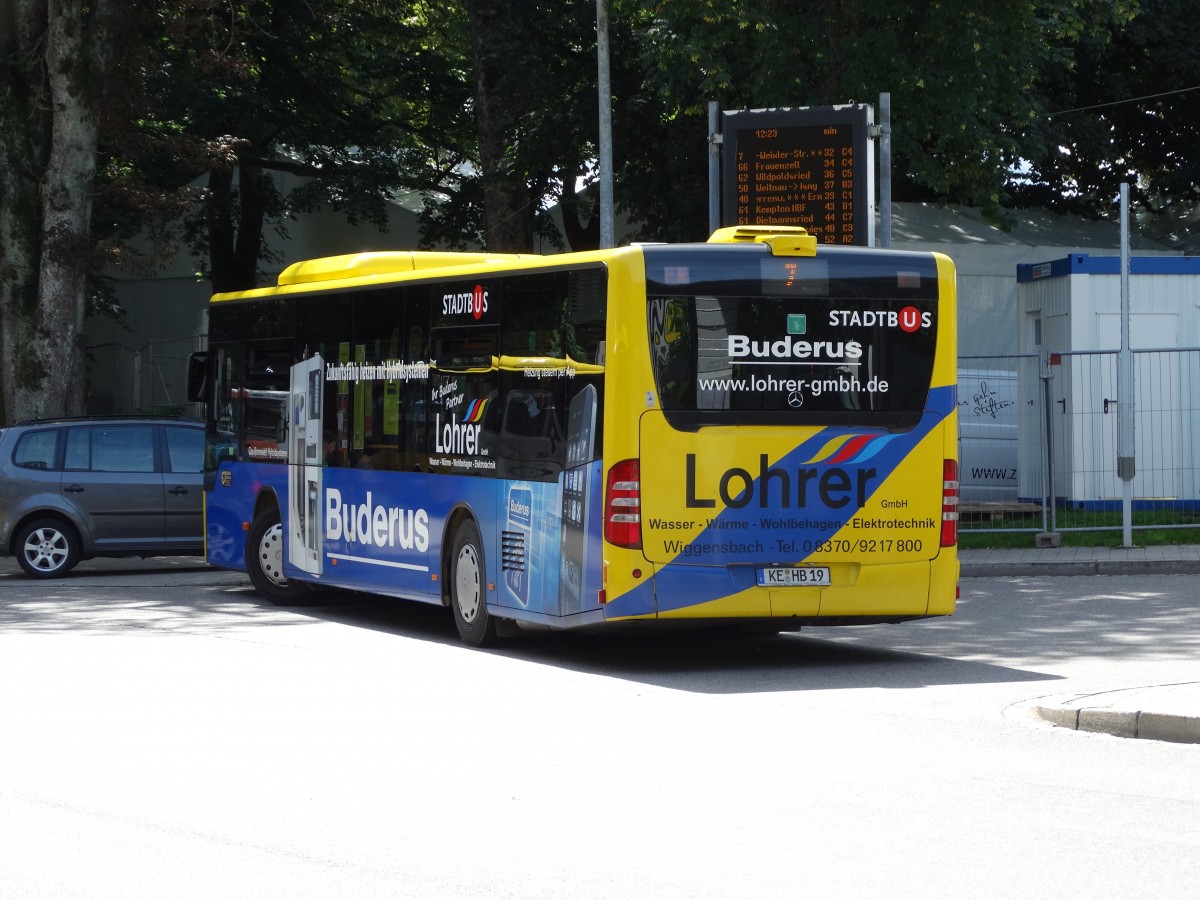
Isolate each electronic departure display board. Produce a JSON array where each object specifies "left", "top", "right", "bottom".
[{"left": 722, "top": 105, "right": 874, "bottom": 247}]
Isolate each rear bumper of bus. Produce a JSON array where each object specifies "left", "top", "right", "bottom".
[{"left": 601, "top": 550, "right": 958, "bottom": 625}]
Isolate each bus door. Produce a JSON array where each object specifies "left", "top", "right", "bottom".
[{"left": 288, "top": 354, "right": 324, "bottom": 576}]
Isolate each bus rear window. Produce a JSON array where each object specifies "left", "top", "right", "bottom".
[{"left": 649, "top": 293, "right": 938, "bottom": 430}]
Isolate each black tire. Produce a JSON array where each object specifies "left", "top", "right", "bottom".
[
  {"left": 246, "top": 507, "right": 317, "bottom": 605},
  {"left": 15, "top": 518, "right": 80, "bottom": 578},
  {"left": 449, "top": 519, "right": 497, "bottom": 647}
]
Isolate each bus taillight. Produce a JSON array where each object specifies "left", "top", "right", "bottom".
[
  {"left": 605, "top": 459, "right": 641, "bottom": 549},
  {"left": 942, "top": 459, "right": 959, "bottom": 547}
]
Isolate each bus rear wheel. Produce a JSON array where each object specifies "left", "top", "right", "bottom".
[
  {"left": 449, "top": 519, "right": 497, "bottom": 647},
  {"left": 246, "top": 507, "right": 318, "bottom": 605}
]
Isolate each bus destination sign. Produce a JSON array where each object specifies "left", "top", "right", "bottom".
[{"left": 722, "top": 105, "right": 875, "bottom": 247}]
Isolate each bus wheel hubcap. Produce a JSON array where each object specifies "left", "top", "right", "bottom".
[
  {"left": 259, "top": 523, "right": 287, "bottom": 587},
  {"left": 455, "top": 544, "right": 481, "bottom": 623}
]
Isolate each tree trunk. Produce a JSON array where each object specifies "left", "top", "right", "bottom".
[
  {"left": 206, "top": 162, "right": 268, "bottom": 294},
  {"left": 206, "top": 167, "right": 237, "bottom": 295},
  {"left": 0, "top": 0, "right": 116, "bottom": 423},
  {"left": 560, "top": 183, "right": 601, "bottom": 252},
  {"left": 0, "top": 0, "right": 49, "bottom": 424},
  {"left": 462, "top": 1, "right": 536, "bottom": 253},
  {"left": 0, "top": 104, "right": 42, "bottom": 424}
]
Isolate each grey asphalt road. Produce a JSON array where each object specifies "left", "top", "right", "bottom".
[{"left": 1, "top": 559, "right": 1197, "bottom": 899}]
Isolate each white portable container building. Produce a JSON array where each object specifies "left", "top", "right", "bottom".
[{"left": 1017, "top": 254, "right": 1200, "bottom": 508}]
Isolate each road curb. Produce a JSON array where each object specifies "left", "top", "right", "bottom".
[
  {"left": 1035, "top": 705, "right": 1200, "bottom": 744},
  {"left": 1093, "top": 560, "right": 1200, "bottom": 576},
  {"left": 1033, "top": 684, "right": 1200, "bottom": 745},
  {"left": 961, "top": 559, "right": 1200, "bottom": 578}
]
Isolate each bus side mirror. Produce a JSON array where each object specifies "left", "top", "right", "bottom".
[{"left": 187, "top": 352, "right": 210, "bottom": 403}]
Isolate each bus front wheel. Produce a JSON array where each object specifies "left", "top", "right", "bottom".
[
  {"left": 246, "top": 508, "right": 317, "bottom": 605},
  {"left": 449, "top": 519, "right": 497, "bottom": 647}
]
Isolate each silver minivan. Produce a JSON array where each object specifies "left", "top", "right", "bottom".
[{"left": 0, "top": 417, "right": 204, "bottom": 577}]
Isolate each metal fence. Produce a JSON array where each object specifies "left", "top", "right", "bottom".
[
  {"left": 958, "top": 348, "right": 1200, "bottom": 536},
  {"left": 86, "top": 334, "right": 205, "bottom": 420}
]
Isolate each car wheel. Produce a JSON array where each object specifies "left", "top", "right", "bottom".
[
  {"left": 246, "top": 507, "right": 318, "bottom": 605},
  {"left": 449, "top": 519, "right": 498, "bottom": 647},
  {"left": 16, "top": 518, "right": 80, "bottom": 578}
]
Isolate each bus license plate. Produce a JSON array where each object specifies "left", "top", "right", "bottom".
[{"left": 757, "top": 566, "right": 831, "bottom": 587}]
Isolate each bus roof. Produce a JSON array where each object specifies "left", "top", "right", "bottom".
[
  {"left": 277, "top": 251, "right": 527, "bottom": 286},
  {"left": 210, "top": 246, "right": 620, "bottom": 303},
  {"left": 210, "top": 227, "right": 833, "bottom": 303}
]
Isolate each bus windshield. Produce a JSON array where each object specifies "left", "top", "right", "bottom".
[{"left": 644, "top": 245, "right": 939, "bottom": 430}]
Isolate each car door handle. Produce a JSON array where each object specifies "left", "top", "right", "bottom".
[
  {"left": 168, "top": 486, "right": 190, "bottom": 495},
  {"left": 64, "top": 484, "right": 85, "bottom": 493}
]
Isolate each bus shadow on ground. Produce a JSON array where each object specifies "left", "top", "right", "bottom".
[
  {"left": 514, "top": 632, "right": 1059, "bottom": 696},
  {"left": 313, "top": 593, "right": 1059, "bottom": 696}
]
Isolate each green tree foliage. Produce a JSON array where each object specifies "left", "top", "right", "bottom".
[
  {"left": 1015, "top": 0, "right": 1200, "bottom": 246},
  {"left": 617, "top": 0, "right": 1137, "bottom": 236},
  {"left": 141, "top": 0, "right": 465, "bottom": 292},
  {"left": 418, "top": 0, "right": 609, "bottom": 252}
]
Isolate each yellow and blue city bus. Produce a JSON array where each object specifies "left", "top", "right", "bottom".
[{"left": 195, "top": 226, "right": 958, "bottom": 645}]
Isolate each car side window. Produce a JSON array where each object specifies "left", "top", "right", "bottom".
[
  {"left": 13, "top": 429, "right": 60, "bottom": 470},
  {"left": 65, "top": 428, "right": 90, "bottom": 470},
  {"left": 90, "top": 426, "right": 156, "bottom": 473},
  {"left": 164, "top": 426, "right": 203, "bottom": 473}
]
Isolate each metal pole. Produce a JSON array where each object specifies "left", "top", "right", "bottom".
[
  {"left": 879, "top": 92, "right": 892, "bottom": 248},
  {"left": 1042, "top": 355, "right": 1056, "bottom": 535},
  {"left": 596, "top": 0, "right": 614, "bottom": 248},
  {"left": 1118, "top": 182, "right": 1135, "bottom": 546},
  {"left": 708, "top": 101, "right": 721, "bottom": 235}
]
